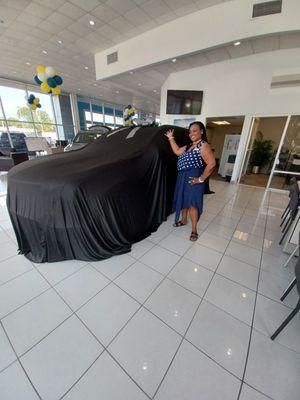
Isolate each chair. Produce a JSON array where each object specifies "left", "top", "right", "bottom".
[
  {"left": 271, "top": 244, "right": 300, "bottom": 340},
  {"left": 279, "top": 179, "right": 300, "bottom": 245}
]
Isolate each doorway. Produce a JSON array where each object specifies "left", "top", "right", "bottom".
[
  {"left": 206, "top": 116, "right": 245, "bottom": 181},
  {"left": 239, "top": 116, "right": 288, "bottom": 188}
]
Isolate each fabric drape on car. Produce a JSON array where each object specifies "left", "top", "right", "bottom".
[{"left": 7, "top": 125, "right": 188, "bottom": 263}]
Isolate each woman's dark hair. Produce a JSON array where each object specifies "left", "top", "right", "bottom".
[{"left": 188, "top": 121, "right": 208, "bottom": 142}]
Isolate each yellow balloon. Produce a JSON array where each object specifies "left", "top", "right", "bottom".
[
  {"left": 52, "top": 86, "right": 61, "bottom": 95},
  {"left": 36, "top": 65, "right": 45, "bottom": 73},
  {"left": 33, "top": 98, "right": 39, "bottom": 105},
  {"left": 30, "top": 104, "right": 37, "bottom": 110},
  {"left": 41, "top": 81, "right": 51, "bottom": 93}
]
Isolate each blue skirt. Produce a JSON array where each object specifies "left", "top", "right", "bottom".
[{"left": 172, "top": 167, "right": 204, "bottom": 223}]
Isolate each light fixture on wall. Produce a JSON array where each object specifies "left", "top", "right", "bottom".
[
  {"left": 42, "top": 50, "right": 47, "bottom": 54},
  {"left": 25, "top": 62, "right": 31, "bottom": 66},
  {"left": 234, "top": 41, "right": 241, "bottom": 46},
  {"left": 212, "top": 120, "right": 231, "bottom": 125},
  {"left": 172, "top": 58, "right": 177, "bottom": 63},
  {"left": 89, "top": 20, "right": 95, "bottom": 25},
  {"left": 58, "top": 40, "right": 63, "bottom": 44},
  {"left": 84, "top": 66, "right": 89, "bottom": 70}
]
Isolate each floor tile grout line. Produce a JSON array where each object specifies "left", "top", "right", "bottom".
[
  {"left": 0, "top": 286, "right": 51, "bottom": 322},
  {"left": 236, "top": 190, "right": 271, "bottom": 400},
  {"left": 0, "top": 320, "right": 43, "bottom": 400},
  {"left": 0, "top": 265, "right": 35, "bottom": 288}
]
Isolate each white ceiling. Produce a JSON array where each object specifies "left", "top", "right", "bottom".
[{"left": 0, "top": 0, "right": 300, "bottom": 114}]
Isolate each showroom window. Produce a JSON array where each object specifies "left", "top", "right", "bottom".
[
  {"left": 77, "top": 97, "right": 124, "bottom": 129},
  {"left": 0, "top": 80, "right": 76, "bottom": 145}
]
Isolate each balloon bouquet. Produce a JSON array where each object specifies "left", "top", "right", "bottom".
[
  {"left": 34, "top": 65, "right": 63, "bottom": 94},
  {"left": 123, "top": 104, "right": 136, "bottom": 126},
  {"left": 26, "top": 94, "right": 41, "bottom": 110},
  {"left": 26, "top": 65, "right": 63, "bottom": 112}
]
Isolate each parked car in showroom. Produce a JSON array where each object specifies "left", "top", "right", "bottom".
[
  {"left": 64, "top": 125, "right": 112, "bottom": 152},
  {"left": 7, "top": 125, "right": 188, "bottom": 263}
]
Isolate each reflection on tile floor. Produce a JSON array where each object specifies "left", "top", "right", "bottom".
[{"left": 0, "top": 178, "right": 299, "bottom": 400}]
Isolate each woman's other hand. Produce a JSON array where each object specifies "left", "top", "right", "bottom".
[{"left": 164, "top": 129, "right": 174, "bottom": 139}]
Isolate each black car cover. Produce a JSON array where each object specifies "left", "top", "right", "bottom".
[{"left": 7, "top": 125, "right": 189, "bottom": 263}]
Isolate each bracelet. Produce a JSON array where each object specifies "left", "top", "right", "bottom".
[
  {"left": 198, "top": 177, "right": 204, "bottom": 183},
  {"left": 168, "top": 137, "right": 174, "bottom": 140}
]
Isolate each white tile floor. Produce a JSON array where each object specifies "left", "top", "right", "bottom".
[{"left": 0, "top": 176, "right": 299, "bottom": 400}]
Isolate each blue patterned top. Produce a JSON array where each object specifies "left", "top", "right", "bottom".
[{"left": 177, "top": 141, "right": 206, "bottom": 171}]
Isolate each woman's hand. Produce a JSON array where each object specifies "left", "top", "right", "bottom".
[
  {"left": 189, "top": 177, "right": 203, "bottom": 185},
  {"left": 164, "top": 129, "right": 174, "bottom": 139}
]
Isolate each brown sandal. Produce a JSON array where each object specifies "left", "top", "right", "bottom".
[
  {"left": 190, "top": 232, "right": 198, "bottom": 241},
  {"left": 173, "top": 221, "right": 187, "bottom": 227}
]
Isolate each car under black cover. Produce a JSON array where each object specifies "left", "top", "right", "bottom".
[{"left": 7, "top": 125, "right": 189, "bottom": 263}]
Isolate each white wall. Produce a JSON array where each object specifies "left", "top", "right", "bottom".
[
  {"left": 95, "top": 0, "right": 300, "bottom": 79},
  {"left": 160, "top": 48, "right": 300, "bottom": 181}
]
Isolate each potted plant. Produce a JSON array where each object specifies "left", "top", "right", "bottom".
[{"left": 251, "top": 131, "right": 273, "bottom": 174}]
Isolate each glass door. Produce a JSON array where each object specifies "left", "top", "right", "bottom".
[
  {"left": 267, "top": 115, "right": 300, "bottom": 190},
  {"left": 239, "top": 116, "right": 287, "bottom": 187}
]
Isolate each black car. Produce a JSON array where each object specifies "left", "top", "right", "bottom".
[{"left": 7, "top": 125, "right": 188, "bottom": 263}]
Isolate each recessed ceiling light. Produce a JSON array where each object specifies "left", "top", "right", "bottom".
[
  {"left": 172, "top": 58, "right": 177, "bottom": 63},
  {"left": 93, "top": 83, "right": 97, "bottom": 86},
  {"left": 234, "top": 41, "right": 241, "bottom": 46},
  {"left": 13, "top": 71, "right": 17, "bottom": 74},
  {"left": 153, "top": 89, "right": 157, "bottom": 93},
  {"left": 25, "top": 62, "right": 31, "bottom": 65},
  {"left": 42, "top": 50, "right": 47, "bottom": 54},
  {"left": 78, "top": 88, "right": 81, "bottom": 91},
  {"left": 212, "top": 120, "right": 231, "bottom": 125},
  {"left": 84, "top": 66, "right": 89, "bottom": 70},
  {"left": 58, "top": 40, "right": 63, "bottom": 44},
  {"left": 130, "top": 71, "right": 134, "bottom": 74},
  {"left": 115, "top": 90, "right": 119, "bottom": 94},
  {"left": 138, "top": 83, "right": 142, "bottom": 86},
  {"left": 89, "top": 20, "right": 95, "bottom": 25}
]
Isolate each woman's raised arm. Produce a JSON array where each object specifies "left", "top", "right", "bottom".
[{"left": 164, "top": 129, "right": 186, "bottom": 156}]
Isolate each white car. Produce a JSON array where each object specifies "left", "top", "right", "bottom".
[{"left": 64, "top": 125, "right": 112, "bottom": 152}]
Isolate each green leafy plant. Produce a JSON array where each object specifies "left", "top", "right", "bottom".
[{"left": 251, "top": 131, "right": 274, "bottom": 167}]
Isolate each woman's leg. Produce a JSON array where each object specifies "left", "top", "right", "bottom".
[
  {"left": 189, "top": 206, "right": 199, "bottom": 233},
  {"left": 181, "top": 208, "right": 188, "bottom": 224}
]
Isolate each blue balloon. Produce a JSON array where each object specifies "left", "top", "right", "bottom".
[
  {"left": 37, "top": 103, "right": 42, "bottom": 108},
  {"left": 47, "top": 77, "right": 57, "bottom": 88},
  {"left": 127, "top": 104, "right": 132, "bottom": 109},
  {"left": 53, "top": 75, "right": 63, "bottom": 85},
  {"left": 28, "top": 97, "right": 34, "bottom": 104},
  {"left": 34, "top": 75, "right": 42, "bottom": 85}
]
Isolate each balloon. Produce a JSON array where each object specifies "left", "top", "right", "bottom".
[
  {"left": 53, "top": 75, "right": 63, "bottom": 85},
  {"left": 33, "top": 98, "right": 39, "bottom": 105},
  {"left": 36, "top": 65, "right": 45, "bottom": 73},
  {"left": 37, "top": 104, "right": 42, "bottom": 108},
  {"left": 128, "top": 104, "right": 132, "bottom": 109},
  {"left": 34, "top": 75, "right": 42, "bottom": 85},
  {"left": 45, "top": 66, "right": 57, "bottom": 78},
  {"left": 47, "top": 77, "right": 57, "bottom": 88},
  {"left": 51, "top": 86, "right": 61, "bottom": 95},
  {"left": 28, "top": 97, "right": 34, "bottom": 104},
  {"left": 41, "top": 81, "right": 51, "bottom": 93},
  {"left": 37, "top": 71, "right": 45, "bottom": 82}
]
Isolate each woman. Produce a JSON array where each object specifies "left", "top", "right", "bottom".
[{"left": 165, "top": 121, "right": 216, "bottom": 241}]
